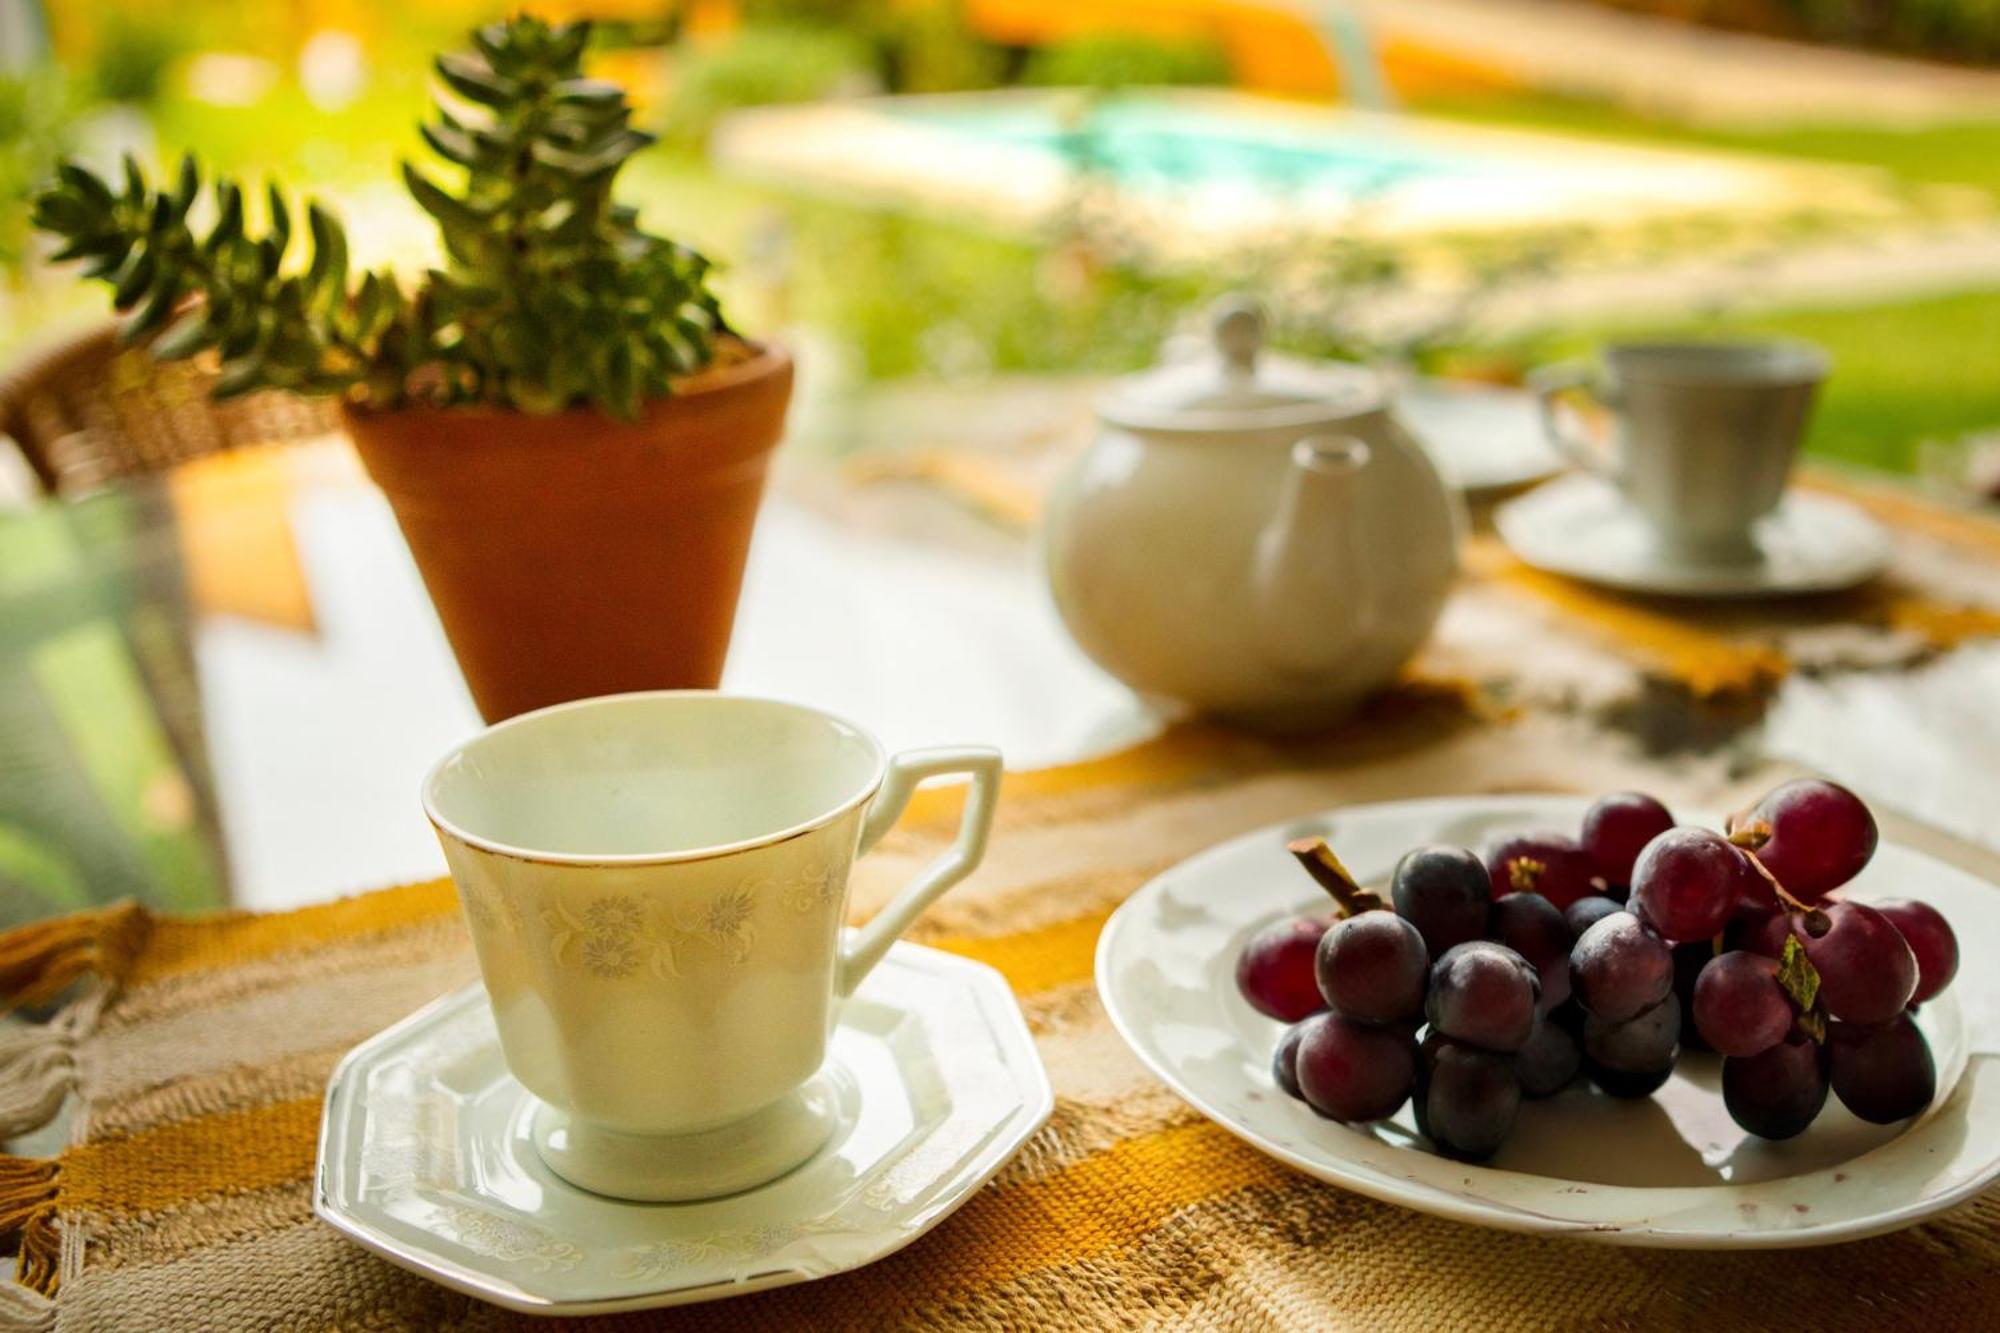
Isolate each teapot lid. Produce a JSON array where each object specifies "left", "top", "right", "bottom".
[{"left": 1099, "top": 294, "right": 1379, "bottom": 434}]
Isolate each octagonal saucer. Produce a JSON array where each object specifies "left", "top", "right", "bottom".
[{"left": 315, "top": 942, "right": 1052, "bottom": 1314}]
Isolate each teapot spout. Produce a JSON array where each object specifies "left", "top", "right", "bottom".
[{"left": 1251, "top": 435, "right": 1374, "bottom": 676}]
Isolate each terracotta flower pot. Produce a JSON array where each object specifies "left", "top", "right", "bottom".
[{"left": 344, "top": 344, "right": 793, "bottom": 722}]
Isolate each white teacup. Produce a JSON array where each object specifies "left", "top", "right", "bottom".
[
  {"left": 1532, "top": 340, "right": 1828, "bottom": 565},
  {"left": 423, "top": 691, "right": 1001, "bottom": 1202}
]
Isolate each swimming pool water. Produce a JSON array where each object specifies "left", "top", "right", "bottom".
[{"left": 892, "top": 100, "right": 1498, "bottom": 198}]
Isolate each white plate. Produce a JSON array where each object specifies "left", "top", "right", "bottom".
[
  {"left": 1494, "top": 475, "right": 1891, "bottom": 597},
  {"left": 316, "top": 943, "right": 1053, "bottom": 1314},
  {"left": 1396, "top": 380, "right": 1565, "bottom": 493},
  {"left": 1096, "top": 794, "right": 2000, "bottom": 1248}
]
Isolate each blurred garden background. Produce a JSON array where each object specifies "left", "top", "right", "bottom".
[{"left": 4, "top": 0, "right": 2000, "bottom": 481}]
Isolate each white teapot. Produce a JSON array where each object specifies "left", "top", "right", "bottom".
[{"left": 1043, "top": 297, "right": 1462, "bottom": 731}]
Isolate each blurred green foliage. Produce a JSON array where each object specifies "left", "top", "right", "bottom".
[
  {"left": 1022, "top": 32, "right": 1232, "bottom": 89},
  {"left": 0, "top": 70, "right": 76, "bottom": 272},
  {"left": 664, "top": 23, "right": 879, "bottom": 147},
  {"left": 88, "top": 14, "right": 190, "bottom": 104}
]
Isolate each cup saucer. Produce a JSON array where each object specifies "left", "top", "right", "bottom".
[
  {"left": 1494, "top": 474, "right": 1891, "bottom": 597},
  {"left": 314, "top": 943, "right": 1053, "bottom": 1316}
]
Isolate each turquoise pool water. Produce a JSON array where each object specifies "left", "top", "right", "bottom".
[{"left": 892, "top": 100, "right": 1496, "bottom": 199}]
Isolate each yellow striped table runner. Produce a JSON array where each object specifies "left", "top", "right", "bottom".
[{"left": 3, "top": 712, "right": 1999, "bottom": 1330}]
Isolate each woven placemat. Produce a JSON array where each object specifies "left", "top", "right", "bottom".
[{"left": 3, "top": 704, "right": 1999, "bottom": 1331}]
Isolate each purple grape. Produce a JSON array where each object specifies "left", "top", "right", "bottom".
[
  {"left": 1828, "top": 1015, "right": 1936, "bottom": 1124},
  {"left": 1513, "top": 1012, "right": 1581, "bottom": 1099},
  {"left": 1416, "top": 1034, "right": 1521, "bottom": 1161},
  {"left": 1630, "top": 827, "right": 1754, "bottom": 944},
  {"left": 1723, "top": 1035, "right": 1828, "bottom": 1140},
  {"left": 1744, "top": 778, "right": 1877, "bottom": 902},
  {"left": 1236, "top": 916, "right": 1330, "bottom": 1021},
  {"left": 1569, "top": 911, "right": 1673, "bottom": 1023},
  {"left": 1692, "top": 950, "right": 1794, "bottom": 1058},
  {"left": 1294, "top": 1013, "right": 1416, "bottom": 1122},
  {"left": 1873, "top": 898, "right": 1958, "bottom": 1005},
  {"left": 1672, "top": 941, "right": 1713, "bottom": 1052},
  {"left": 1486, "top": 832, "right": 1599, "bottom": 910},
  {"left": 1583, "top": 993, "right": 1679, "bottom": 1073},
  {"left": 1272, "top": 1022, "right": 1307, "bottom": 1099},
  {"left": 1580, "top": 792, "right": 1675, "bottom": 890},
  {"left": 1315, "top": 911, "right": 1428, "bottom": 1026},
  {"left": 1425, "top": 941, "right": 1540, "bottom": 1053},
  {"left": 1390, "top": 846, "right": 1491, "bottom": 958},
  {"left": 1490, "top": 891, "right": 1573, "bottom": 1013},
  {"left": 1564, "top": 895, "right": 1622, "bottom": 939},
  {"left": 1804, "top": 901, "right": 1918, "bottom": 1025}
]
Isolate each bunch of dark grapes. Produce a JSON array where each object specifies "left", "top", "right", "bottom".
[{"left": 1239, "top": 781, "right": 1960, "bottom": 1161}]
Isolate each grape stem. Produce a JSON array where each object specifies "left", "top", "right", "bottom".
[
  {"left": 1726, "top": 813, "right": 1818, "bottom": 915},
  {"left": 1286, "top": 838, "right": 1386, "bottom": 918}
]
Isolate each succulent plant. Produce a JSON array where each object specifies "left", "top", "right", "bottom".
[{"left": 30, "top": 14, "right": 727, "bottom": 418}]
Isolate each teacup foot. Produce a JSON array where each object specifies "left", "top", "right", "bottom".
[{"left": 532, "top": 1071, "right": 842, "bottom": 1202}]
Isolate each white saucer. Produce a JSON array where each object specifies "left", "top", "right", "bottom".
[
  {"left": 1495, "top": 475, "right": 1891, "bottom": 597},
  {"left": 1395, "top": 379, "right": 1565, "bottom": 493},
  {"left": 1097, "top": 794, "right": 2000, "bottom": 1248},
  {"left": 315, "top": 943, "right": 1053, "bottom": 1315}
]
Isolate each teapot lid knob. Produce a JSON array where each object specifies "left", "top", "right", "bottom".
[{"left": 1211, "top": 294, "right": 1265, "bottom": 379}]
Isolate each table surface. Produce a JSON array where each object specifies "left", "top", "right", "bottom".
[{"left": 3, "top": 374, "right": 1999, "bottom": 924}]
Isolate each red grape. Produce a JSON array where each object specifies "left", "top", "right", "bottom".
[
  {"left": 1630, "top": 827, "right": 1754, "bottom": 944},
  {"left": 1873, "top": 899, "right": 1958, "bottom": 1005},
  {"left": 1737, "top": 909, "right": 1792, "bottom": 960},
  {"left": 1426, "top": 941, "right": 1540, "bottom": 1052},
  {"left": 1513, "top": 1012, "right": 1581, "bottom": 1099},
  {"left": 1235, "top": 916, "right": 1329, "bottom": 1021},
  {"left": 1569, "top": 911, "right": 1673, "bottom": 1023},
  {"left": 1723, "top": 1035, "right": 1828, "bottom": 1140},
  {"left": 1390, "top": 846, "right": 1491, "bottom": 958},
  {"left": 1583, "top": 993, "right": 1680, "bottom": 1073},
  {"left": 1803, "top": 900, "right": 1918, "bottom": 1025},
  {"left": 1580, "top": 792, "right": 1674, "bottom": 890},
  {"left": 1692, "top": 951, "right": 1793, "bottom": 1058},
  {"left": 1563, "top": 895, "right": 1622, "bottom": 939},
  {"left": 1828, "top": 1015, "right": 1936, "bottom": 1124},
  {"left": 1294, "top": 1013, "right": 1416, "bottom": 1122},
  {"left": 1315, "top": 912, "right": 1428, "bottom": 1026},
  {"left": 1272, "top": 1022, "right": 1307, "bottom": 1099},
  {"left": 1743, "top": 778, "right": 1877, "bottom": 902},
  {"left": 1417, "top": 1034, "right": 1521, "bottom": 1161},
  {"left": 1490, "top": 891, "right": 1573, "bottom": 1013},
  {"left": 1486, "top": 832, "right": 1599, "bottom": 910},
  {"left": 1672, "top": 941, "right": 1713, "bottom": 1052}
]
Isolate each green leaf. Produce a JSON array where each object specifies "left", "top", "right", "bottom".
[
  {"left": 206, "top": 182, "right": 244, "bottom": 252},
  {"left": 266, "top": 184, "right": 291, "bottom": 253},
  {"left": 111, "top": 248, "right": 157, "bottom": 308},
  {"left": 304, "top": 203, "right": 348, "bottom": 310},
  {"left": 57, "top": 161, "right": 114, "bottom": 208},
  {"left": 121, "top": 274, "right": 180, "bottom": 343},
  {"left": 1776, "top": 933, "right": 1823, "bottom": 1038},
  {"left": 434, "top": 52, "right": 515, "bottom": 107},
  {"left": 530, "top": 128, "right": 653, "bottom": 180},
  {"left": 212, "top": 349, "right": 271, "bottom": 399},
  {"left": 172, "top": 154, "right": 200, "bottom": 218},
  {"left": 419, "top": 120, "right": 481, "bottom": 168},
  {"left": 152, "top": 310, "right": 214, "bottom": 361},
  {"left": 553, "top": 78, "right": 623, "bottom": 107},
  {"left": 121, "top": 154, "right": 146, "bottom": 205}
]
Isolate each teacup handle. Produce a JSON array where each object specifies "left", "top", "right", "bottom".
[
  {"left": 837, "top": 746, "right": 1002, "bottom": 996},
  {"left": 1530, "top": 360, "right": 1621, "bottom": 481}
]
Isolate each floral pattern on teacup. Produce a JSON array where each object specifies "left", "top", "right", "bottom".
[{"left": 541, "top": 883, "right": 765, "bottom": 979}]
